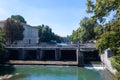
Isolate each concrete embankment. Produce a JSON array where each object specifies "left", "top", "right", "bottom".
[
  {"left": 100, "top": 49, "right": 117, "bottom": 75},
  {"left": 8, "top": 60, "right": 78, "bottom": 66}
]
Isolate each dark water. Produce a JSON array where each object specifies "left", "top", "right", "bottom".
[{"left": 0, "top": 66, "right": 114, "bottom": 80}]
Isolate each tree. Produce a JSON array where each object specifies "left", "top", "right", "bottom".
[
  {"left": 0, "top": 28, "right": 7, "bottom": 63},
  {"left": 96, "top": 25, "right": 120, "bottom": 79},
  {"left": 11, "top": 15, "right": 27, "bottom": 24},
  {"left": 94, "top": 25, "right": 103, "bottom": 39},
  {"left": 87, "top": 0, "right": 120, "bottom": 79},
  {"left": 70, "top": 30, "right": 79, "bottom": 43},
  {"left": 70, "top": 17, "right": 97, "bottom": 43},
  {"left": 38, "top": 24, "right": 52, "bottom": 42},
  {"left": 4, "top": 18, "right": 24, "bottom": 44},
  {"left": 37, "top": 24, "right": 62, "bottom": 43},
  {"left": 80, "top": 17, "right": 97, "bottom": 41},
  {"left": 86, "top": 0, "right": 120, "bottom": 22}
]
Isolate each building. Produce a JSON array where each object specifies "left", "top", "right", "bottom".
[
  {"left": 0, "top": 21, "right": 39, "bottom": 45},
  {"left": 0, "top": 20, "right": 5, "bottom": 28},
  {"left": 17, "top": 24, "right": 39, "bottom": 45}
]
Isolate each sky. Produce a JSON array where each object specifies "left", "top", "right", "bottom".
[{"left": 0, "top": 0, "right": 92, "bottom": 37}]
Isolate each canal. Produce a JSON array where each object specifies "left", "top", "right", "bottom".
[{"left": 0, "top": 66, "right": 114, "bottom": 80}]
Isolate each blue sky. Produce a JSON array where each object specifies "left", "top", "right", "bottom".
[{"left": 0, "top": 0, "right": 92, "bottom": 36}]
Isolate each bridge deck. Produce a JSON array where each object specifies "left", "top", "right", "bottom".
[{"left": 6, "top": 43, "right": 96, "bottom": 49}]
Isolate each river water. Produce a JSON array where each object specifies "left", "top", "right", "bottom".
[{"left": 0, "top": 66, "right": 114, "bottom": 80}]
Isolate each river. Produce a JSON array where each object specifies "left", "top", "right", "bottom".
[{"left": 0, "top": 65, "right": 114, "bottom": 80}]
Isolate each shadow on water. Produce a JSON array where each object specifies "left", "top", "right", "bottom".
[
  {"left": 0, "top": 64, "right": 26, "bottom": 80},
  {"left": 0, "top": 64, "right": 15, "bottom": 76}
]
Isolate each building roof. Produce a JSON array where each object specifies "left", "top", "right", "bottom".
[{"left": 20, "top": 23, "right": 39, "bottom": 29}]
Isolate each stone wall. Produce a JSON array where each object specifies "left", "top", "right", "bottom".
[{"left": 101, "top": 49, "right": 117, "bottom": 75}]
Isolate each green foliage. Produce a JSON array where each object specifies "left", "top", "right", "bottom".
[
  {"left": 96, "top": 31, "right": 120, "bottom": 54},
  {"left": 111, "top": 54, "right": 120, "bottom": 71},
  {"left": 86, "top": 0, "right": 120, "bottom": 79},
  {"left": 4, "top": 18, "right": 24, "bottom": 44},
  {"left": 37, "top": 24, "right": 62, "bottom": 43},
  {"left": 38, "top": 24, "right": 52, "bottom": 42},
  {"left": 0, "top": 28, "right": 7, "bottom": 63},
  {"left": 70, "top": 30, "right": 80, "bottom": 42},
  {"left": 11, "top": 15, "right": 27, "bottom": 24},
  {"left": 0, "top": 28, "right": 5, "bottom": 52},
  {"left": 96, "top": 20, "right": 120, "bottom": 54},
  {"left": 70, "top": 17, "right": 97, "bottom": 42},
  {"left": 80, "top": 17, "right": 96, "bottom": 41},
  {"left": 86, "top": 0, "right": 120, "bottom": 22},
  {"left": 110, "top": 53, "right": 120, "bottom": 79},
  {"left": 94, "top": 25, "right": 103, "bottom": 39}
]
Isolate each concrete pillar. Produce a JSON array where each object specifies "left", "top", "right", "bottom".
[
  {"left": 55, "top": 49, "right": 58, "bottom": 60},
  {"left": 36, "top": 49, "right": 44, "bottom": 60},
  {"left": 55, "top": 49, "right": 60, "bottom": 60},
  {"left": 18, "top": 49, "right": 22, "bottom": 60},
  {"left": 36, "top": 49, "right": 40, "bottom": 60},
  {"left": 22, "top": 49, "right": 26, "bottom": 60},
  {"left": 76, "top": 49, "right": 79, "bottom": 62},
  {"left": 19, "top": 49, "right": 26, "bottom": 60},
  {"left": 78, "top": 50, "right": 84, "bottom": 67},
  {"left": 40, "top": 49, "right": 43, "bottom": 60},
  {"left": 58, "top": 49, "right": 61, "bottom": 60}
]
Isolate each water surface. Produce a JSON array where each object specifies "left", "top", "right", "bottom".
[{"left": 0, "top": 66, "right": 114, "bottom": 80}]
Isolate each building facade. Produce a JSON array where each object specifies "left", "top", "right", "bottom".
[
  {"left": 17, "top": 24, "right": 39, "bottom": 45},
  {"left": 0, "top": 21, "right": 5, "bottom": 28}
]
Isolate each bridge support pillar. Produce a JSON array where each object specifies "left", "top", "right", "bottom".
[
  {"left": 18, "top": 49, "right": 22, "bottom": 60},
  {"left": 78, "top": 50, "right": 84, "bottom": 67},
  {"left": 40, "top": 49, "right": 44, "bottom": 60},
  {"left": 58, "top": 49, "right": 61, "bottom": 60},
  {"left": 36, "top": 49, "right": 40, "bottom": 60},
  {"left": 19, "top": 49, "right": 26, "bottom": 60},
  {"left": 55, "top": 49, "right": 61, "bottom": 60},
  {"left": 76, "top": 49, "right": 79, "bottom": 63}
]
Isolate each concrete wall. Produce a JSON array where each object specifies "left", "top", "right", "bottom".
[{"left": 101, "top": 49, "right": 117, "bottom": 75}]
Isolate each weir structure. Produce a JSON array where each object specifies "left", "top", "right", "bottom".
[{"left": 6, "top": 43, "right": 99, "bottom": 66}]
